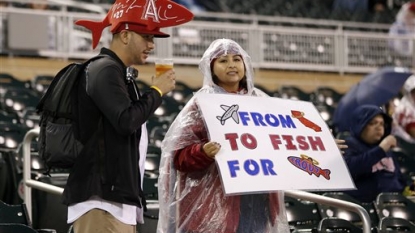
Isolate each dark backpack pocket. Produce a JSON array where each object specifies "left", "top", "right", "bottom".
[{"left": 43, "top": 122, "right": 83, "bottom": 169}]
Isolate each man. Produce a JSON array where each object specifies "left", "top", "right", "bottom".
[
  {"left": 62, "top": 0, "right": 193, "bottom": 232},
  {"left": 343, "top": 105, "right": 406, "bottom": 203}
]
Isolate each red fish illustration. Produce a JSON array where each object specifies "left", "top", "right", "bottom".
[
  {"left": 75, "top": 0, "right": 194, "bottom": 49},
  {"left": 291, "top": 110, "right": 322, "bottom": 132}
]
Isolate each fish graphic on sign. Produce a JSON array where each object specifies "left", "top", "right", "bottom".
[
  {"left": 291, "top": 110, "right": 322, "bottom": 132},
  {"left": 287, "top": 154, "right": 331, "bottom": 180},
  {"left": 217, "top": 104, "right": 239, "bottom": 125}
]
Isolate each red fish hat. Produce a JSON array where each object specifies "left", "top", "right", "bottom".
[{"left": 76, "top": 0, "right": 194, "bottom": 49}]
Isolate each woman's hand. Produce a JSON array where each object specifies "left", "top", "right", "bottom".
[
  {"left": 335, "top": 139, "right": 348, "bottom": 154},
  {"left": 203, "top": 142, "right": 221, "bottom": 158}
]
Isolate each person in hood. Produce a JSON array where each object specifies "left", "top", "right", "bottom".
[
  {"left": 63, "top": 0, "right": 193, "bottom": 232},
  {"left": 343, "top": 104, "right": 406, "bottom": 203},
  {"left": 392, "top": 75, "right": 415, "bottom": 144},
  {"left": 156, "top": 38, "right": 290, "bottom": 233}
]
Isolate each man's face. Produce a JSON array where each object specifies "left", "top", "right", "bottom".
[
  {"left": 360, "top": 115, "right": 385, "bottom": 144},
  {"left": 128, "top": 32, "right": 155, "bottom": 65}
]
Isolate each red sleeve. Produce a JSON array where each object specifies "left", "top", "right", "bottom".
[{"left": 174, "top": 143, "right": 215, "bottom": 172}]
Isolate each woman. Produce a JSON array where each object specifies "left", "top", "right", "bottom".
[{"left": 157, "top": 39, "right": 290, "bottom": 233}]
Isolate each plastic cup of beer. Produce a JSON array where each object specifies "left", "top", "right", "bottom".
[{"left": 155, "top": 59, "right": 173, "bottom": 78}]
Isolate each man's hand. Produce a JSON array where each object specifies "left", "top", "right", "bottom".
[{"left": 151, "top": 69, "right": 176, "bottom": 95}]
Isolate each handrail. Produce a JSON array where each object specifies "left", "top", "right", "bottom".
[
  {"left": 22, "top": 129, "right": 371, "bottom": 232},
  {"left": 22, "top": 128, "right": 64, "bottom": 221},
  {"left": 285, "top": 190, "right": 372, "bottom": 233}
]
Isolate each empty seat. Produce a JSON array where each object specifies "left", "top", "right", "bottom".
[
  {"left": 279, "top": 85, "right": 311, "bottom": 101},
  {"left": 285, "top": 196, "right": 321, "bottom": 231},
  {"left": 167, "top": 81, "right": 195, "bottom": 105},
  {"left": 318, "top": 192, "right": 379, "bottom": 228},
  {"left": 0, "top": 200, "right": 31, "bottom": 226},
  {"left": 318, "top": 217, "right": 363, "bottom": 233},
  {"left": 0, "top": 223, "right": 38, "bottom": 233},
  {"left": 311, "top": 86, "right": 343, "bottom": 107},
  {"left": 378, "top": 217, "right": 415, "bottom": 233},
  {"left": 374, "top": 192, "right": 415, "bottom": 224},
  {"left": 390, "top": 149, "right": 415, "bottom": 183}
]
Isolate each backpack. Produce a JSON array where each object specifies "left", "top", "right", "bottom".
[{"left": 36, "top": 55, "right": 104, "bottom": 172}]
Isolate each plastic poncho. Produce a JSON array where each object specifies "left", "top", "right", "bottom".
[
  {"left": 157, "top": 39, "right": 289, "bottom": 233},
  {"left": 388, "top": 2, "right": 415, "bottom": 57},
  {"left": 392, "top": 75, "right": 415, "bottom": 143}
]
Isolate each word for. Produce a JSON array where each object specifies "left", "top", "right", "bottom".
[{"left": 227, "top": 159, "right": 277, "bottom": 178}]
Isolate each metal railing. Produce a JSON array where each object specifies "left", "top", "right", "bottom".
[{"left": 22, "top": 129, "right": 372, "bottom": 232}]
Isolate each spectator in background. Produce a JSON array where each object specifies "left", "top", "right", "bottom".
[
  {"left": 392, "top": 75, "right": 415, "bottom": 144},
  {"left": 174, "top": 0, "right": 205, "bottom": 13},
  {"left": 332, "top": 0, "right": 369, "bottom": 12},
  {"left": 388, "top": 1, "right": 415, "bottom": 56},
  {"left": 343, "top": 105, "right": 406, "bottom": 203},
  {"left": 332, "top": 0, "right": 386, "bottom": 13},
  {"left": 368, "top": 0, "right": 387, "bottom": 12}
]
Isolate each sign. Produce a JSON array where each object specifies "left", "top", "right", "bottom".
[{"left": 195, "top": 93, "right": 355, "bottom": 195}]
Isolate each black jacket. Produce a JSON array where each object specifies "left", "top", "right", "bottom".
[
  {"left": 343, "top": 105, "right": 405, "bottom": 203},
  {"left": 62, "top": 48, "right": 162, "bottom": 207}
]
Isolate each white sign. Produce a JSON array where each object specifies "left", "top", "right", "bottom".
[{"left": 195, "top": 93, "right": 355, "bottom": 195}]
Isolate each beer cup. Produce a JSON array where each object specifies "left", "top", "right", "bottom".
[{"left": 155, "top": 58, "right": 173, "bottom": 78}]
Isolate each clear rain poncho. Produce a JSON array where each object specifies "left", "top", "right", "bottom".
[
  {"left": 157, "top": 39, "right": 290, "bottom": 233},
  {"left": 392, "top": 75, "right": 415, "bottom": 143}
]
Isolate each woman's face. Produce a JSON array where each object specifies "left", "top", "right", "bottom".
[{"left": 212, "top": 54, "right": 245, "bottom": 92}]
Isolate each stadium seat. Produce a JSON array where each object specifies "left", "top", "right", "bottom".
[
  {"left": 390, "top": 149, "right": 415, "bottom": 185},
  {"left": 1, "top": 87, "right": 40, "bottom": 114},
  {"left": 285, "top": 196, "right": 321, "bottom": 231},
  {"left": 395, "top": 136, "right": 415, "bottom": 158},
  {"left": 167, "top": 81, "right": 195, "bottom": 105},
  {"left": 318, "top": 217, "right": 363, "bottom": 233},
  {"left": 143, "top": 145, "right": 161, "bottom": 199},
  {"left": 0, "top": 223, "right": 38, "bottom": 233},
  {"left": 137, "top": 199, "right": 159, "bottom": 233},
  {"left": 0, "top": 73, "right": 27, "bottom": 94},
  {"left": 378, "top": 217, "right": 415, "bottom": 233},
  {"left": 317, "top": 192, "right": 379, "bottom": 228},
  {"left": 0, "top": 200, "right": 31, "bottom": 226},
  {"left": 374, "top": 192, "right": 415, "bottom": 224},
  {"left": 31, "top": 174, "right": 70, "bottom": 233},
  {"left": 31, "top": 75, "right": 54, "bottom": 97},
  {"left": 311, "top": 86, "right": 343, "bottom": 107},
  {"left": 279, "top": 85, "right": 311, "bottom": 101}
]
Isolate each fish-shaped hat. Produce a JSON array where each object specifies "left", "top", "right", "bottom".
[{"left": 76, "top": 0, "right": 194, "bottom": 49}]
